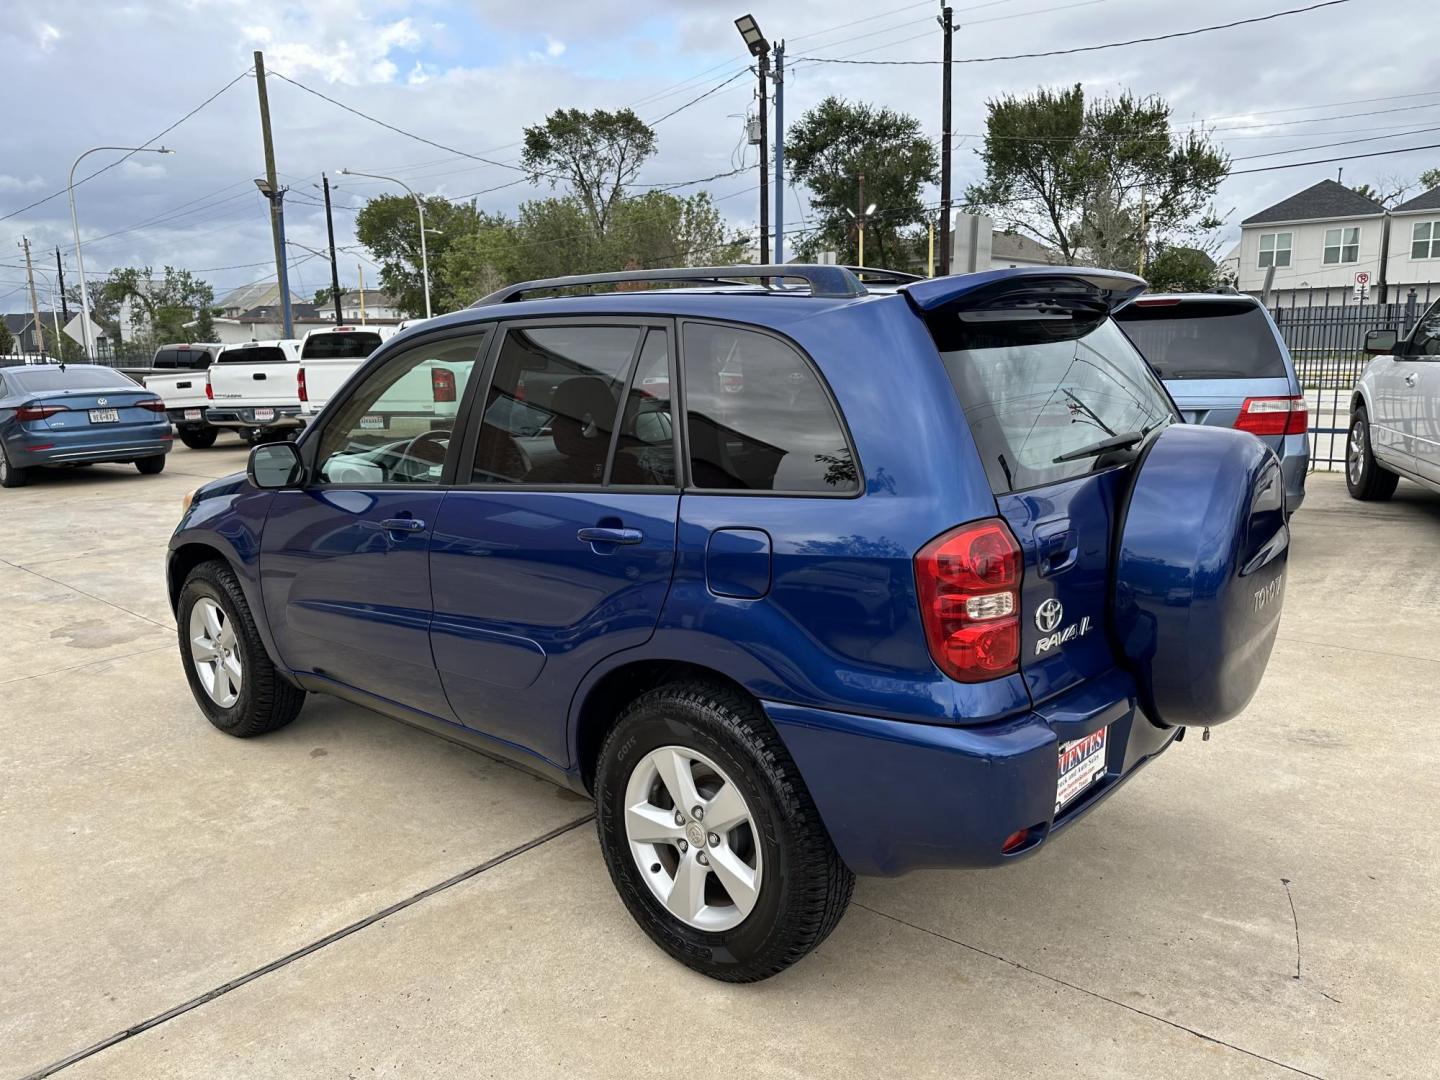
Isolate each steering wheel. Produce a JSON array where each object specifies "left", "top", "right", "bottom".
[{"left": 394, "top": 428, "right": 451, "bottom": 480}]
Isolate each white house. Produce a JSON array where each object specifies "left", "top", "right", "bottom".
[
  {"left": 951, "top": 214, "right": 1060, "bottom": 272},
  {"left": 1236, "top": 180, "right": 1387, "bottom": 306},
  {"left": 1383, "top": 186, "right": 1440, "bottom": 305},
  {"left": 337, "top": 290, "right": 399, "bottom": 322}
]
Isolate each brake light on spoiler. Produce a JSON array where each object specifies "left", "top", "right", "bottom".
[
  {"left": 1234, "top": 396, "right": 1307, "bottom": 437},
  {"left": 914, "top": 518, "right": 1023, "bottom": 683}
]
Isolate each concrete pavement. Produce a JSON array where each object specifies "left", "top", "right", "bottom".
[{"left": 3, "top": 445, "right": 1437, "bottom": 1079}]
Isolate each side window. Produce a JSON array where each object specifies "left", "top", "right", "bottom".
[
  {"left": 681, "top": 322, "right": 857, "bottom": 493},
  {"left": 610, "top": 330, "right": 675, "bottom": 487},
  {"left": 314, "top": 333, "right": 486, "bottom": 485},
  {"left": 471, "top": 325, "right": 642, "bottom": 486},
  {"left": 1410, "top": 301, "right": 1440, "bottom": 357}
]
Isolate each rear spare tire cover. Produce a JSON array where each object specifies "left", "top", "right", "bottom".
[{"left": 1113, "top": 424, "right": 1288, "bottom": 728}]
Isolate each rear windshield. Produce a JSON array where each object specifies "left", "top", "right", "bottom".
[
  {"left": 935, "top": 318, "right": 1175, "bottom": 494},
  {"left": 11, "top": 367, "right": 139, "bottom": 393},
  {"left": 1114, "top": 301, "right": 1288, "bottom": 380},
  {"left": 302, "top": 332, "right": 383, "bottom": 360},
  {"left": 219, "top": 346, "right": 290, "bottom": 364}
]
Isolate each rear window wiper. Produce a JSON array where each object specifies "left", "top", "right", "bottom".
[{"left": 1052, "top": 427, "right": 1155, "bottom": 464}]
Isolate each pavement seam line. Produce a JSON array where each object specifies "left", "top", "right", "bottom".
[
  {"left": 853, "top": 902, "right": 1329, "bottom": 1080},
  {"left": 1274, "top": 633, "right": 1440, "bottom": 665},
  {"left": 0, "top": 556, "right": 173, "bottom": 631},
  {"left": 19, "top": 813, "right": 596, "bottom": 1080},
  {"left": 0, "top": 642, "right": 175, "bottom": 686}
]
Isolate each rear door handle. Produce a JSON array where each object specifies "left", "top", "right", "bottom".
[
  {"left": 1037, "top": 525, "right": 1078, "bottom": 578},
  {"left": 380, "top": 517, "right": 426, "bottom": 533},
  {"left": 577, "top": 527, "right": 643, "bottom": 546},
  {"left": 253, "top": 372, "right": 267, "bottom": 380}
]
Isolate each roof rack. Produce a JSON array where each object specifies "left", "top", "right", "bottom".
[
  {"left": 470, "top": 264, "right": 868, "bottom": 307},
  {"left": 842, "top": 266, "right": 925, "bottom": 285}
]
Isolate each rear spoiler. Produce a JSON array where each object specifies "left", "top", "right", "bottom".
[{"left": 900, "top": 267, "right": 1146, "bottom": 316}]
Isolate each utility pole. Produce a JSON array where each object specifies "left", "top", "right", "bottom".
[
  {"left": 21, "top": 237, "right": 45, "bottom": 356},
  {"left": 773, "top": 41, "right": 785, "bottom": 266},
  {"left": 253, "top": 50, "right": 294, "bottom": 338},
  {"left": 322, "top": 173, "right": 343, "bottom": 324},
  {"left": 55, "top": 247, "right": 69, "bottom": 324},
  {"left": 758, "top": 49, "right": 770, "bottom": 264},
  {"left": 938, "top": 5, "right": 954, "bottom": 276},
  {"left": 1137, "top": 188, "right": 1148, "bottom": 276},
  {"left": 858, "top": 173, "right": 866, "bottom": 266},
  {"left": 357, "top": 263, "right": 367, "bottom": 325}
]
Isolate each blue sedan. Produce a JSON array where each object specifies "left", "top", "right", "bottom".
[{"left": 0, "top": 364, "right": 172, "bottom": 488}]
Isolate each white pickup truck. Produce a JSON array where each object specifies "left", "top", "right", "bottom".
[
  {"left": 295, "top": 326, "right": 394, "bottom": 419},
  {"left": 203, "top": 340, "right": 304, "bottom": 443},
  {"left": 142, "top": 343, "right": 227, "bottom": 448}
]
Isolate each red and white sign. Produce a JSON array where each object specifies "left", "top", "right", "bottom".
[{"left": 1354, "top": 271, "right": 1372, "bottom": 286}]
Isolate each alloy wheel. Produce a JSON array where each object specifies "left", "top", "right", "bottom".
[
  {"left": 189, "top": 597, "right": 242, "bottom": 708},
  {"left": 623, "top": 745, "right": 762, "bottom": 932},
  {"left": 1348, "top": 420, "right": 1366, "bottom": 486}
]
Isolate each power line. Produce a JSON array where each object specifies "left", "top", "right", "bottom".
[
  {"left": 1230, "top": 125, "right": 1440, "bottom": 162},
  {"left": 1229, "top": 140, "right": 1440, "bottom": 175},
  {"left": 648, "top": 69, "right": 752, "bottom": 127},
  {"left": 792, "top": 0, "right": 1352, "bottom": 65}
]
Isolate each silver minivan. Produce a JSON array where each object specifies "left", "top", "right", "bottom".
[{"left": 1115, "top": 293, "right": 1308, "bottom": 514}]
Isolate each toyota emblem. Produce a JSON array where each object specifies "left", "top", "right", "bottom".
[{"left": 1035, "top": 598, "right": 1064, "bottom": 633}]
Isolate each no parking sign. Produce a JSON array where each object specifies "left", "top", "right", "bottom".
[{"left": 1354, "top": 270, "right": 1371, "bottom": 301}]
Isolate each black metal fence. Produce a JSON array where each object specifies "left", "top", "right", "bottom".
[{"left": 1264, "top": 285, "right": 1436, "bottom": 469}]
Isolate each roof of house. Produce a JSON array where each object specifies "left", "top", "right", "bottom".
[
  {"left": 232, "top": 303, "right": 323, "bottom": 322},
  {"left": 1390, "top": 185, "right": 1440, "bottom": 214},
  {"left": 339, "top": 289, "right": 394, "bottom": 307},
  {"left": 991, "top": 231, "right": 1058, "bottom": 263},
  {"left": 1241, "top": 179, "right": 1386, "bottom": 225},
  {"left": 216, "top": 281, "right": 307, "bottom": 311}
]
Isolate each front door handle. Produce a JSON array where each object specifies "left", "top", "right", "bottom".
[
  {"left": 577, "top": 526, "right": 643, "bottom": 547},
  {"left": 381, "top": 517, "right": 426, "bottom": 533},
  {"left": 1405, "top": 372, "right": 1418, "bottom": 387}
]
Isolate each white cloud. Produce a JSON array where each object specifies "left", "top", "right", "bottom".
[
  {"left": 35, "top": 21, "right": 61, "bottom": 52},
  {"left": 120, "top": 160, "right": 168, "bottom": 179},
  {"left": 0, "top": 174, "right": 46, "bottom": 193},
  {"left": 546, "top": 36, "right": 566, "bottom": 58}
]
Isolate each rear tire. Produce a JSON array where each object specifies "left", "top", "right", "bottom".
[
  {"left": 178, "top": 560, "right": 305, "bottom": 737},
  {"left": 594, "top": 680, "right": 854, "bottom": 982},
  {"left": 0, "top": 447, "right": 30, "bottom": 488},
  {"left": 1346, "top": 409, "right": 1398, "bottom": 501},
  {"left": 136, "top": 455, "right": 166, "bottom": 475},
  {"left": 179, "top": 427, "right": 218, "bottom": 450}
]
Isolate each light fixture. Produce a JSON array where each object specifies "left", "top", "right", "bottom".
[
  {"left": 865, "top": 203, "right": 877, "bottom": 216},
  {"left": 734, "top": 14, "right": 767, "bottom": 56},
  {"left": 253, "top": 178, "right": 273, "bottom": 196}
]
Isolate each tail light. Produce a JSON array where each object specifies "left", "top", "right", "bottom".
[
  {"left": 298, "top": 367, "right": 308, "bottom": 402},
  {"left": 138, "top": 398, "right": 167, "bottom": 413},
  {"left": 16, "top": 404, "right": 67, "bottom": 421},
  {"left": 432, "top": 368, "right": 456, "bottom": 403},
  {"left": 914, "top": 518, "right": 1023, "bottom": 683},
  {"left": 205, "top": 375, "right": 214, "bottom": 401},
  {"left": 1234, "top": 396, "right": 1307, "bottom": 436}
]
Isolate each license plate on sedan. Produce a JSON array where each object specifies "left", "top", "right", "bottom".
[
  {"left": 89, "top": 408, "right": 119, "bottom": 424},
  {"left": 1056, "top": 726, "right": 1108, "bottom": 814},
  {"left": 252, "top": 408, "right": 276, "bottom": 422},
  {"left": 184, "top": 408, "right": 202, "bottom": 420}
]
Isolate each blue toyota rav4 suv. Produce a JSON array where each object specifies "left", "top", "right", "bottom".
[{"left": 169, "top": 265, "right": 1289, "bottom": 981}]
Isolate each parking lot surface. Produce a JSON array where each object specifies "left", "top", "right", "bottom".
[{"left": 3, "top": 443, "right": 1438, "bottom": 1079}]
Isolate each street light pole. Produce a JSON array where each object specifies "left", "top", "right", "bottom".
[
  {"left": 339, "top": 168, "right": 431, "bottom": 319},
  {"left": 735, "top": 15, "right": 771, "bottom": 265},
  {"left": 68, "top": 144, "right": 175, "bottom": 359}
]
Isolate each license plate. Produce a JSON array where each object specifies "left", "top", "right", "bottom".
[
  {"left": 359, "top": 415, "right": 385, "bottom": 430},
  {"left": 89, "top": 408, "right": 119, "bottom": 424},
  {"left": 1056, "top": 726, "right": 1108, "bottom": 814},
  {"left": 184, "top": 408, "right": 202, "bottom": 420},
  {"left": 252, "top": 408, "right": 275, "bottom": 422}
]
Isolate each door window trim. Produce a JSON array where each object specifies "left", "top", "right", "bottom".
[
  {"left": 675, "top": 316, "right": 864, "bottom": 499},
  {"left": 453, "top": 314, "right": 681, "bottom": 494}
]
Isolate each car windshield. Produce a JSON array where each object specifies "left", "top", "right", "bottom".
[
  {"left": 1115, "top": 301, "right": 1288, "bottom": 380},
  {"left": 11, "top": 366, "right": 139, "bottom": 393},
  {"left": 302, "top": 332, "right": 383, "bottom": 360}
]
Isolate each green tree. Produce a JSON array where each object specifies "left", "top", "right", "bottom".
[
  {"left": 355, "top": 195, "right": 485, "bottom": 316},
  {"left": 1421, "top": 167, "right": 1440, "bottom": 192},
  {"left": 0, "top": 319, "right": 13, "bottom": 354},
  {"left": 786, "top": 97, "right": 938, "bottom": 267},
  {"left": 102, "top": 266, "right": 215, "bottom": 348},
  {"left": 313, "top": 286, "right": 338, "bottom": 307},
  {"left": 965, "top": 85, "right": 1229, "bottom": 265},
  {"left": 1145, "top": 245, "right": 1220, "bottom": 292},
  {"left": 521, "top": 108, "right": 658, "bottom": 238},
  {"left": 607, "top": 191, "right": 748, "bottom": 268}
]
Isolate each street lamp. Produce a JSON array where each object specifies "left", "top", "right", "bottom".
[
  {"left": 734, "top": 14, "right": 767, "bottom": 56},
  {"left": 845, "top": 202, "right": 878, "bottom": 266},
  {"left": 735, "top": 15, "right": 772, "bottom": 264},
  {"left": 338, "top": 168, "right": 432, "bottom": 319},
  {"left": 68, "top": 145, "right": 175, "bottom": 359}
]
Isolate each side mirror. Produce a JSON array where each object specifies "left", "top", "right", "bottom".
[
  {"left": 248, "top": 441, "right": 305, "bottom": 489},
  {"left": 1365, "top": 329, "right": 1398, "bottom": 355}
]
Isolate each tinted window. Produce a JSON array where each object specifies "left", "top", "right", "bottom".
[
  {"left": 936, "top": 319, "right": 1175, "bottom": 494},
  {"left": 1406, "top": 299, "right": 1440, "bottom": 356},
  {"left": 11, "top": 367, "right": 139, "bottom": 393},
  {"left": 610, "top": 330, "right": 675, "bottom": 487},
  {"left": 315, "top": 334, "right": 485, "bottom": 485},
  {"left": 471, "top": 325, "right": 641, "bottom": 485},
  {"left": 1115, "top": 302, "right": 1288, "bottom": 380},
  {"left": 302, "top": 331, "right": 384, "bottom": 360},
  {"left": 219, "top": 346, "right": 290, "bottom": 364},
  {"left": 681, "top": 323, "right": 856, "bottom": 493},
  {"left": 153, "top": 349, "right": 178, "bottom": 369}
]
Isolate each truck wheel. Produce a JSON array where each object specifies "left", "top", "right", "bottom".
[
  {"left": 135, "top": 455, "right": 166, "bottom": 475},
  {"left": 177, "top": 560, "right": 305, "bottom": 737},
  {"left": 179, "top": 427, "right": 218, "bottom": 450},
  {"left": 1346, "top": 409, "right": 1398, "bottom": 501},
  {"left": 0, "top": 447, "right": 30, "bottom": 488},
  {"left": 594, "top": 681, "right": 853, "bottom": 982}
]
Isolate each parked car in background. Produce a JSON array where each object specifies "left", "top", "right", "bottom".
[
  {"left": 204, "top": 340, "right": 303, "bottom": 444},
  {"left": 295, "top": 325, "right": 393, "bottom": 419},
  {"left": 143, "top": 343, "right": 225, "bottom": 448},
  {"left": 1349, "top": 298, "right": 1440, "bottom": 498},
  {"left": 168, "top": 264, "right": 1289, "bottom": 982},
  {"left": 1114, "top": 293, "right": 1308, "bottom": 514},
  {"left": 1, "top": 364, "right": 170, "bottom": 486}
]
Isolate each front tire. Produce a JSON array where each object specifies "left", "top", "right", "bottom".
[
  {"left": 595, "top": 681, "right": 853, "bottom": 982},
  {"left": 179, "top": 427, "right": 218, "bottom": 450},
  {"left": 178, "top": 560, "right": 305, "bottom": 737},
  {"left": 1346, "top": 408, "right": 1398, "bottom": 500},
  {"left": 0, "top": 447, "right": 30, "bottom": 488},
  {"left": 136, "top": 455, "right": 167, "bottom": 475}
]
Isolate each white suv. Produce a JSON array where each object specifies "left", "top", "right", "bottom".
[{"left": 1349, "top": 300, "right": 1440, "bottom": 498}]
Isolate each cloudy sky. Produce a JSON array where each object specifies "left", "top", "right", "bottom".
[{"left": 1, "top": 0, "right": 1434, "bottom": 314}]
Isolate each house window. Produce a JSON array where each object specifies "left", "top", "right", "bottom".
[
  {"left": 1323, "top": 227, "right": 1359, "bottom": 264},
  {"left": 1258, "top": 232, "right": 1292, "bottom": 268},
  {"left": 1411, "top": 221, "right": 1440, "bottom": 260}
]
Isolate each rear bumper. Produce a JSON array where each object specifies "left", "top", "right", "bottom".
[
  {"left": 1280, "top": 433, "right": 1308, "bottom": 513},
  {"left": 767, "top": 668, "right": 1178, "bottom": 877},
  {"left": 206, "top": 405, "right": 304, "bottom": 430},
  {"left": 166, "top": 408, "right": 210, "bottom": 427},
  {"left": 4, "top": 429, "right": 172, "bottom": 467}
]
